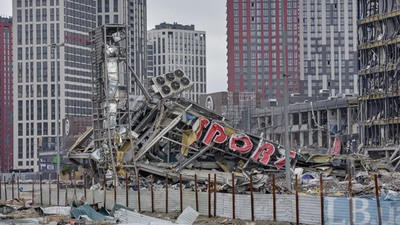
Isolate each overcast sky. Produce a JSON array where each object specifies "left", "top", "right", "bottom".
[{"left": 0, "top": 0, "right": 227, "bottom": 93}]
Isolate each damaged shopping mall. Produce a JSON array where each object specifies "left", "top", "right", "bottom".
[{"left": 358, "top": 0, "right": 400, "bottom": 166}]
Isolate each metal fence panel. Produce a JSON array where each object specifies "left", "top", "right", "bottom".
[
  {"left": 275, "top": 194, "right": 296, "bottom": 223},
  {"left": 253, "top": 194, "right": 274, "bottom": 221},
  {"left": 298, "top": 195, "right": 321, "bottom": 225},
  {"left": 325, "top": 196, "right": 400, "bottom": 225},
  {"left": 3, "top": 181, "right": 400, "bottom": 225}
]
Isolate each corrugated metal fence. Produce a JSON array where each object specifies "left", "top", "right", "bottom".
[{"left": 1, "top": 178, "right": 400, "bottom": 224}]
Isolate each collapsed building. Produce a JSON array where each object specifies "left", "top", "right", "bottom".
[
  {"left": 358, "top": 0, "right": 400, "bottom": 167},
  {"left": 67, "top": 24, "right": 297, "bottom": 187}
]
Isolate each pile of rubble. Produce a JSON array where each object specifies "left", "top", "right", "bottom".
[{"left": 0, "top": 198, "right": 199, "bottom": 225}]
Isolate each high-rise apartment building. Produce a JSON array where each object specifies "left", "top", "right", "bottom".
[
  {"left": 96, "top": 0, "right": 148, "bottom": 89},
  {"left": 0, "top": 16, "right": 13, "bottom": 172},
  {"left": 299, "top": 0, "right": 358, "bottom": 97},
  {"left": 358, "top": 1, "right": 400, "bottom": 155},
  {"left": 147, "top": 22, "right": 207, "bottom": 102},
  {"left": 226, "top": 0, "right": 300, "bottom": 101},
  {"left": 12, "top": 0, "right": 96, "bottom": 172}
]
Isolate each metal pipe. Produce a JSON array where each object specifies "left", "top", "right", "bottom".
[
  {"left": 180, "top": 174, "right": 183, "bottom": 213},
  {"left": 208, "top": 174, "right": 211, "bottom": 218},
  {"left": 250, "top": 174, "right": 254, "bottom": 221},
  {"left": 57, "top": 162, "right": 60, "bottom": 205},
  {"left": 165, "top": 175, "right": 168, "bottom": 213},
  {"left": 320, "top": 173, "right": 324, "bottom": 225},
  {"left": 295, "top": 174, "right": 299, "bottom": 225},
  {"left": 374, "top": 174, "right": 382, "bottom": 225},
  {"left": 137, "top": 173, "right": 141, "bottom": 212},
  {"left": 213, "top": 173, "right": 217, "bottom": 217},
  {"left": 151, "top": 174, "right": 154, "bottom": 212},
  {"left": 125, "top": 173, "right": 129, "bottom": 208},
  {"left": 232, "top": 173, "right": 235, "bottom": 219},
  {"left": 114, "top": 175, "right": 117, "bottom": 206},
  {"left": 349, "top": 173, "right": 353, "bottom": 225},
  {"left": 195, "top": 174, "right": 198, "bottom": 212},
  {"left": 40, "top": 176, "right": 43, "bottom": 205},
  {"left": 272, "top": 173, "right": 276, "bottom": 222}
]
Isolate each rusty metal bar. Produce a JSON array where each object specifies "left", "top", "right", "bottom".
[
  {"left": 40, "top": 176, "right": 43, "bottom": 205},
  {"left": 180, "top": 174, "right": 183, "bottom": 213},
  {"left": 57, "top": 175, "right": 60, "bottom": 205},
  {"left": 165, "top": 174, "right": 168, "bottom": 213},
  {"left": 17, "top": 177, "right": 20, "bottom": 199},
  {"left": 31, "top": 178, "right": 34, "bottom": 205},
  {"left": 0, "top": 175, "right": 2, "bottom": 199},
  {"left": 114, "top": 175, "right": 117, "bottom": 206},
  {"left": 151, "top": 174, "right": 154, "bottom": 213},
  {"left": 4, "top": 177, "right": 7, "bottom": 201},
  {"left": 374, "top": 174, "right": 382, "bottom": 225},
  {"left": 295, "top": 174, "right": 299, "bottom": 225},
  {"left": 83, "top": 174, "right": 86, "bottom": 201},
  {"left": 194, "top": 174, "right": 198, "bottom": 212},
  {"left": 250, "top": 174, "right": 254, "bottom": 222},
  {"left": 232, "top": 173, "right": 235, "bottom": 219},
  {"left": 348, "top": 173, "right": 353, "bottom": 225},
  {"left": 208, "top": 173, "right": 211, "bottom": 218},
  {"left": 320, "top": 173, "right": 324, "bottom": 225},
  {"left": 49, "top": 174, "right": 52, "bottom": 206},
  {"left": 11, "top": 175, "right": 14, "bottom": 199},
  {"left": 272, "top": 173, "right": 276, "bottom": 222},
  {"left": 103, "top": 173, "right": 106, "bottom": 208},
  {"left": 65, "top": 181, "right": 68, "bottom": 206},
  {"left": 74, "top": 172, "right": 77, "bottom": 196},
  {"left": 213, "top": 173, "right": 217, "bottom": 217},
  {"left": 125, "top": 173, "right": 129, "bottom": 208},
  {"left": 137, "top": 173, "right": 141, "bottom": 212}
]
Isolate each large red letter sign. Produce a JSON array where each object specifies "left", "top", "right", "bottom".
[
  {"left": 251, "top": 142, "right": 276, "bottom": 165},
  {"left": 229, "top": 133, "right": 253, "bottom": 153},
  {"left": 202, "top": 122, "right": 227, "bottom": 146},
  {"left": 274, "top": 151, "right": 297, "bottom": 169},
  {"left": 193, "top": 118, "right": 210, "bottom": 140}
]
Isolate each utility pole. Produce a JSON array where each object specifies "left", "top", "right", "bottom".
[{"left": 281, "top": 0, "right": 292, "bottom": 191}]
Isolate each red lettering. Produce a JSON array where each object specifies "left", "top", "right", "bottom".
[
  {"left": 274, "top": 151, "right": 297, "bottom": 169},
  {"left": 194, "top": 118, "right": 210, "bottom": 140},
  {"left": 251, "top": 142, "right": 275, "bottom": 165},
  {"left": 202, "top": 122, "right": 227, "bottom": 145},
  {"left": 229, "top": 133, "right": 253, "bottom": 153}
]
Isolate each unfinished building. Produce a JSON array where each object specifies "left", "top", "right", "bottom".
[{"left": 358, "top": 0, "right": 400, "bottom": 162}]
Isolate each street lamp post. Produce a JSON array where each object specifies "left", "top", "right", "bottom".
[
  {"left": 281, "top": 0, "right": 292, "bottom": 191},
  {"left": 47, "top": 43, "right": 64, "bottom": 179}
]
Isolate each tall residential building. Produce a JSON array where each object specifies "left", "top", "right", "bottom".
[
  {"left": 147, "top": 22, "right": 207, "bottom": 102},
  {"left": 96, "top": 0, "right": 148, "bottom": 90},
  {"left": 226, "top": 0, "right": 300, "bottom": 101},
  {"left": 0, "top": 16, "right": 13, "bottom": 172},
  {"left": 358, "top": 1, "right": 400, "bottom": 156},
  {"left": 12, "top": 0, "right": 96, "bottom": 172},
  {"left": 299, "top": 0, "right": 358, "bottom": 97}
]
